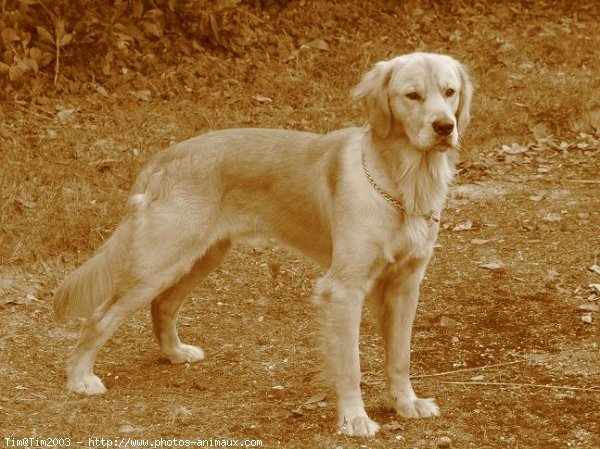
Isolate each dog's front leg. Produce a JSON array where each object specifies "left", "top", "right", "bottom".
[
  {"left": 314, "top": 276, "right": 380, "bottom": 437},
  {"left": 380, "top": 258, "right": 441, "bottom": 419}
]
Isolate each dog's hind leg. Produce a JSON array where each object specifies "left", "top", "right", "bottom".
[
  {"left": 65, "top": 214, "right": 218, "bottom": 395},
  {"left": 65, "top": 280, "right": 170, "bottom": 395},
  {"left": 151, "top": 239, "right": 231, "bottom": 364}
]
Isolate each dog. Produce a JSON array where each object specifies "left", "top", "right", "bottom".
[{"left": 54, "top": 52, "right": 472, "bottom": 437}]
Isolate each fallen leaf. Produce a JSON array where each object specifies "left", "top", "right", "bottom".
[
  {"left": 589, "top": 284, "right": 600, "bottom": 294},
  {"left": 470, "top": 375, "right": 485, "bottom": 381},
  {"left": 307, "top": 39, "right": 329, "bottom": 51},
  {"left": 542, "top": 213, "right": 562, "bottom": 222},
  {"left": 306, "top": 392, "right": 327, "bottom": 404},
  {"left": 119, "top": 424, "right": 136, "bottom": 433},
  {"left": 439, "top": 316, "right": 459, "bottom": 328},
  {"left": 130, "top": 89, "right": 151, "bottom": 101},
  {"left": 480, "top": 261, "right": 504, "bottom": 270},
  {"left": 529, "top": 193, "right": 545, "bottom": 202},
  {"left": 56, "top": 108, "right": 76, "bottom": 124},
  {"left": 588, "top": 264, "right": 600, "bottom": 275},
  {"left": 501, "top": 143, "right": 528, "bottom": 154},
  {"left": 252, "top": 94, "right": 272, "bottom": 103},
  {"left": 96, "top": 85, "right": 109, "bottom": 97},
  {"left": 437, "top": 436, "right": 452, "bottom": 448},
  {"left": 453, "top": 221, "right": 473, "bottom": 231},
  {"left": 577, "top": 304, "right": 599, "bottom": 312},
  {"left": 2, "top": 297, "right": 29, "bottom": 306},
  {"left": 382, "top": 421, "right": 404, "bottom": 431},
  {"left": 531, "top": 122, "right": 552, "bottom": 139}
]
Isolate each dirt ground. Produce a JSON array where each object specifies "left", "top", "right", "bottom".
[{"left": 1, "top": 1, "right": 599, "bottom": 448}]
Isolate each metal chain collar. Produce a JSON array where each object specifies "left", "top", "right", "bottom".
[{"left": 361, "top": 152, "right": 440, "bottom": 224}]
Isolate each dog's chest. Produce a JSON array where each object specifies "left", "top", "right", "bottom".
[{"left": 382, "top": 217, "right": 437, "bottom": 263}]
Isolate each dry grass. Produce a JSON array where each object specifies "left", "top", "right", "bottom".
[{"left": 1, "top": 1, "right": 599, "bottom": 448}]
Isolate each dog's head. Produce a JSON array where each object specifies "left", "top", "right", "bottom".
[{"left": 352, "top": 52, "right": 473, "bottom": 151}]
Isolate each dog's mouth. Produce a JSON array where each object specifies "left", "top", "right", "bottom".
[
  {"left": 432, "top": 142, "right": 453, "bottom": 152},
  {"left": 427, "top": 136, "right": 455, "bottom": 152}
]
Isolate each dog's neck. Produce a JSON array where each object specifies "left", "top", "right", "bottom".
[{"left": 365, "top": 131, "right": 456, "bottom": 220}]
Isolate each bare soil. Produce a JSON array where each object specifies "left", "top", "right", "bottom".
[{"left": 1, "top": 2, "right": 599, "bottom": 448}]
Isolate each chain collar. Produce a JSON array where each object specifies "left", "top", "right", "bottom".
[{"left": 361, "top": 152, "right": 440, "bottom": 224}]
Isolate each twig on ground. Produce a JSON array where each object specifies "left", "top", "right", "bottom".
[
  {"left": 438, "top": 381, "right": 600, "bottom": 392},
  {"left": 566, "top": 180, "right": 600, "bottom": 184},
  {"left": 413, "top": 360, "right": 526, "bottom": 379}
]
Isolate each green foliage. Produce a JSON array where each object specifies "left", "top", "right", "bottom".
[{"left": 0, "top": 0, "right": 261, "bottom": 93}]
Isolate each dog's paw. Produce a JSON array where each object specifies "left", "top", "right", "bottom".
[
  {"left": 393, "top": 397, "right": 440, "bottom": 419},
  {"left": 338, "top": 415, "right": 380, "bottom": 437},
  {"left": 165, "top": 344, "right": 205, "bottom": 364},
  {"left": 66, "top": 374, "right": 107, "bottom": 395}
]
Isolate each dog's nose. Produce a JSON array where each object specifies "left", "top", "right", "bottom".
[{"left": 432, "top": 119, "right": 454, "bottom": 136}]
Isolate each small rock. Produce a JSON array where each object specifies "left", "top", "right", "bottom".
[
  {"left": 437, "top": 436, "right": 452, "bottom": 448},
  {"left": 470, "top": 239, "right": 489, "bottom": 245},
  {"left": 588, "top": 264, "right": 600, "bottom": 275},
  {"left": 581, "top": 314, "right": 593, "bottom": 324}
]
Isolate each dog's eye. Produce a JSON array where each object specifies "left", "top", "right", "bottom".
[
  {"left": 405, "top": 92, "right": 421, "bottom": 101},
  {"left": 445, "top": 88, "right": 456, "bottom": 97}
]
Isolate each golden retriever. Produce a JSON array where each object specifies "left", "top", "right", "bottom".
[{"left": 54, "top": 52, "right": 472, "bottom": 437}]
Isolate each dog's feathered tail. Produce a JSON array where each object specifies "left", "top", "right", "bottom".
[
  {"left": 53, "top": 158, "right": 166, "bottom": 321},
  {"left": 53, "top": 220, "right": 131, "bottom": 321}
]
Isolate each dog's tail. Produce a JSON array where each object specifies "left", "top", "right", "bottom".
[
  {"left": 53, "top": 156, "right": 168, "bottom": 321},
  {"left": 53, "top": 220, "right": 132, "bottom": 321}
]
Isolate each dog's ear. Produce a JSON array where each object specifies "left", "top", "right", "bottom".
[
  {"left": 352, "top": 60, "right": 394, "bottom": 138},
  {"left": 455, "top": 61, "right": 473, "bottom": 134}
]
